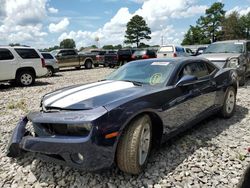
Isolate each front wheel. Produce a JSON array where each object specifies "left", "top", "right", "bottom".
[
  {"left": 220, "top": 86, "right": 236, "bottom": 118},
  {"left": 116, "top": 115, "right": 152, "bottom": 174},
  {"left": 16, "top": 71, "right": 35, "bottom": 87}
]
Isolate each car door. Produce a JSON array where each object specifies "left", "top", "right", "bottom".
[
  {"left": 161, "top": 61, "right": 216, "bottom": 133},
  {"left": 0, "top": 48, "right": 16, "bottom": 81}
]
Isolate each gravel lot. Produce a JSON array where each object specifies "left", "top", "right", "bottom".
[{"left": 0, "top": 67, "right": 250, "bottom": 188}]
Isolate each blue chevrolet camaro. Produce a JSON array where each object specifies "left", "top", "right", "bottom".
[{"left": 8, "top": 57, "right": 238, "bottom": 174}]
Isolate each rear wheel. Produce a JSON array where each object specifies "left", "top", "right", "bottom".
[
  {"left": 85, "top": 60, "right": 93, "bottom": 69},
  {"left": 94, "top": 64, "right": 99, "bottom": 68},
  {"left": 104, "top": 62, "right": 109, "bottom": 67},
  {"left": 46, "top": 67, "right": 54, "bottom": 77},
  {"left": 75, "top": 66, "right": 81, "bottom": 70},
  {"left": 116, "top": 115, "right": 152, "bottom": 174},
  {"left": 16, "top": 71, "right": 35, "bottom": 86},
  {"left": 220, "top": 86, "right": 236, "bottom": 118}
]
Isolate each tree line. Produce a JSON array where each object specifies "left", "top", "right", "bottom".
[{"left": 182, "top": 2, "right": 250, "bottom": 45}]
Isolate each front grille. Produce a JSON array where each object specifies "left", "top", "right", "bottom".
[{"left": 38, "top": 123, "right": 90, "bottom": 136}]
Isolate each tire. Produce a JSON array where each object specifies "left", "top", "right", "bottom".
[
  {"left": 109, "top": 64, "right": 115, "bottom": 68},
  {"left": 94, "top": 64, "right": 99, "bottom": 68},
  {"left": 46, "top": 67, "right": 54, "bottom": 77},
  {"left": 116, "top": 115, "right": 152, "bottom": 174},
  {"left": 85, "top": 60, "right": 93, "bottom": 69},
  {"left": 75, "top": 66, "right": 81, "bottom": 70},
  {"left": 220, "top": 86, "right": 236, "bottom": 118},
  {"left": 16, "top": 70, "right": 35, "bottom": 87},
  {"left": 104, "top": 62, "right": 109, "bottom": 67}
]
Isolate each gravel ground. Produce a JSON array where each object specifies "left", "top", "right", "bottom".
[{"left": 0, "top": 67, "right": 250, "bottom": 188}]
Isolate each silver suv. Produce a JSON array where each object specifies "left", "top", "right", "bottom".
[
  {"left": 41, "top": 52, "right": 59, "bottom": 77},
  {"left": 199, "top": 40, "right": 250, "bottom": 86}
]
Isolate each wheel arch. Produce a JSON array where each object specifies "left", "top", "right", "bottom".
[
  {"left": 83, "top": 57, "right": 94, "bottom": 65},
  {"left": 117, "top": 111, "right": 164, "bottom": 150},
  {"left": 16, "top": 67, "right": 36, "bottom": 78}
]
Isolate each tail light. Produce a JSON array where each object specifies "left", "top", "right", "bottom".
[
  {"left": 41, "top": 58, "right": 45, "bottom": 67},
  {"left": 142, "top": 54, "right": 149, "bottom": 59},
  {"left": 173, "top": 53, "right": 177, "bottom": 57}
]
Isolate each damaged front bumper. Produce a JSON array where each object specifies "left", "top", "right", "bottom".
[{"left": 7, "top": 115, "right": 115, "bottom": 171}]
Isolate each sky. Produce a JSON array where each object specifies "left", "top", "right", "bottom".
[{"left": 0, "top": 0, "right": 250, "bottom": 49}]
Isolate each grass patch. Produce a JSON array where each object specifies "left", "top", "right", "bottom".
[{"left": 7, "top": 99, "right": 27, "bottom": 111}]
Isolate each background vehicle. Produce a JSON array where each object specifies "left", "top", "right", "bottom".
[
  {"left": 51, "top": 49, "right": 98, "bottom": 69},
  {"left": 199, "top": 40, "right": 250, "bottom": 86},
  {"left": 8, "top": 57, "right": 238, "bottom": 175},
  {"left": 117, "top": 48, "right": 136, "bottom": 65},
  {"left": 41, "top": 52, "right": 59, "bottom": 77},
  {"left": 0, "top": 46, "right": 47, "bottom": 86},
  {"left": 184, "top": 48, "right": 194, "bottom": 56},
  {"left": 157, "top": 45, "right": 187, "bottom": 58},
  {"left": 88, "top": 50, "right": 118, "bottom": 67},
  {"left": 131, "top": 49, "right": 156, "bottom": 60},
  {"left": 193, "top": 46, "right": 207, "bottom": 56},
  {"left": 104, "top": 51, "right": 118, "bottom": 68}
]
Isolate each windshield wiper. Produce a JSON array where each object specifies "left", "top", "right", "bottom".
[{"left": 122, "top": 80, "right": 144, "bottom": 86}]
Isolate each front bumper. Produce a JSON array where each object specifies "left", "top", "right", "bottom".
[{"left": 7, "top": 117, "right": 114, "bottom": 171}]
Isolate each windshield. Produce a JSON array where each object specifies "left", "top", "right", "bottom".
[
  {"left": 204, "top": 42, "right": 244, "bottom": 54},
  {"left": 51, "top": 50, "right": 60, "bottom": 56},
  {"left": 106, "top": 60, "right": 175, "bottom": 86}
]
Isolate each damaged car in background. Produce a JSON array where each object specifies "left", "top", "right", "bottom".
[
  {"left": 199, "top": 40, "right": 250, "bottom": 86},
  {"left": 7, "top": 57, "right": 238, "bottom": 174}
]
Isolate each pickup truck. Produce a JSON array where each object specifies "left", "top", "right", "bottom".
[{"left": 51, "top": 49, "right": 98, "bottom": 69}]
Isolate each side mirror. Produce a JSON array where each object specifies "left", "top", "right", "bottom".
[{"left": 176, "top": 75, "right": 197, "bottom": 87}]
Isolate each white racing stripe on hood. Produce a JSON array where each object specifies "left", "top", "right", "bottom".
[
  {"left": 49, "top": 81, "right": 135, "bottom": 108},
  {"left": 43, "top": 80, "right": 112, "bottom": 106}
]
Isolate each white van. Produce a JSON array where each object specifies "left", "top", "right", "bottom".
[{"left": 157, "top": 45, "right": 187, "bottom": 58}]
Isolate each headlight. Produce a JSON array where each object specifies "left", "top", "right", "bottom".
[
  {"left": 67, "top": 123, "right": 92, "bottom": 136},
  {"left": 228, "top": 58, "right": 239, "bottom": 68}
]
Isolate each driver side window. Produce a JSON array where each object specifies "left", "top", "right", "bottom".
[{"left": 179, "top": 62, "right": 209, "bottom": 80}]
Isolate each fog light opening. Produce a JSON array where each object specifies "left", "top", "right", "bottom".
[{"left": 71, "top": 153, "right": 84, "bottom": 164}]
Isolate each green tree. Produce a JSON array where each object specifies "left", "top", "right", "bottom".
[
  {"left": 198, "top": 2, "right": 225, "bottom": 42},
  {"left": 239, "top": 12, "right": 250, "bottom": 39},
  {"left": 103, "top": 45, "right": 114, "bottom": 49},
  {"left": 60, "top": 38, "right": 76, "bottom": 49},
  {"left": 124, "top": 15, "right": 151, "bottom": 47},
  {"left": 222, "top": 11, "right": 243, "bottom": 40},
  {"left": 113, "top": 44, "right": 122, "bottom": 49}
]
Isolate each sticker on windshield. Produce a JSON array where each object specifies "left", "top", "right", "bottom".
[
  {"left": 149, "top": 73, "right": 162, "bottom": 85},
  {"left": 151, "top": 62, "right": 170, "bottom": 66}
]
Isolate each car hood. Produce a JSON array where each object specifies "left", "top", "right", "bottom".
[
  {"left": 199, "top": 53, "right": 241, "bottom": 61},
  {"left": 42, "top": 80, "right": 148, "bottom": 111}
]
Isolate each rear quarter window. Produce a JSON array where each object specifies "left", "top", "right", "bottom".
[
  {"left": 15, "top": 48, "right": 40, "bottom": 59},
  {"left": 0, "top": 49, "right": 14, "bottom": 60},
  {"left": 42, "top": 53, "right": 54, "bottom": 59}
]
